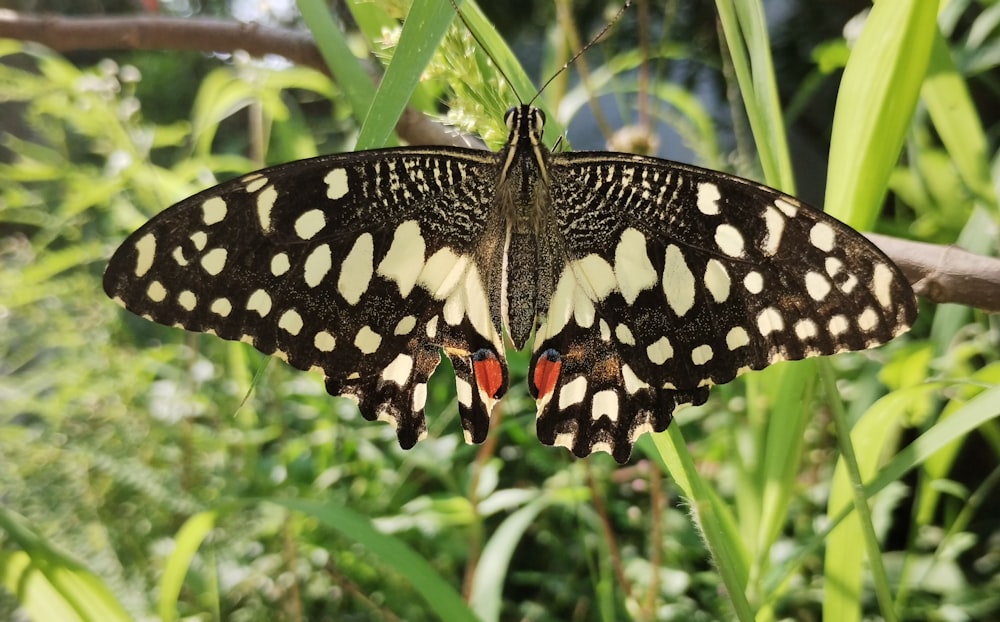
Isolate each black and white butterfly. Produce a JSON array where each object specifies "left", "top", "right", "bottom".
[{"left": 104, "top": 94, "right": 916, "bottom": 463}]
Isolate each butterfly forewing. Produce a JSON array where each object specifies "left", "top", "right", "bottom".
[
  {"left": 104, "top": 148, "right": 512, "bottom": 448},
  {"left": 106, "top": 105, "right": 917, "bottom": 463}
]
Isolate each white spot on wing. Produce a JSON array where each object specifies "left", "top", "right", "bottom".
[
  {"left": 615, "top": 228, "right": 657, "bottom": 304},
  {"left": 615, "top": 324, "right": 635, "bottom": 346},
  {"left": 662, "top": 244, "right": 695, "bottom": 317},
  {"left": 425, "top": 315, "right": 439, "bottom": 339},
  {"left": 697, "top": 182, "right": 721, "bottom": 215},
  {"left": 541, "top": 267, "right": 577, "bottom": 341},
  {"left": 756, "top": 307, "right": 784, "bottom": 336},
  {"left": 762, "top": 204, "right": 785, "bottom": 255},
  {"left": 394, "top": 315, "right": 417, "bottom": 335},
  {"left": 715, "top": 224, "right": 745, "bottom": 258},
  {"left": 558, "top": 376, "right": 588, "bottom": 409},
  {"left": 839, "top": 273, "right": 859, "bottom": 294},
  {"left": 591, "top": 390, "right": 619, "bottom": 422},
  {"left": 271, "top": 252, "right": 290, "bottom": 276},
  {"left": 621, "top": 365, "right": 649, "bottom": 395},
  {"left": 294, "top": 208, "right": 326, "bottom": 240},
  {"left": 304, "top": 244, "right": 333, "bottom": 288},
  {"left": 809, "top": 222, "right": 835, "bottom": 252},
  {"left": 134, "top": 233, "right": 156, "bottom": 277},
  {"left": 377, "top": 220, "right": 426, "bottom": 298},
  {"left": 190, "top": 231, "right": 207, "bottom": 251},
  {"left": 691, "top": 344, "right": 714, "bottom": 365},
  {"left": 629, "top": 418, "right": 655, "bottom": 445},
  {"left": 774, "top": 198, "right": 798, "bottom": 217},
  {"left": 872, "top": 263, "right": 894, "bottom": 308},
  {"left": 178, "top": 290, "right": 197, "bottom": 311},
  {"left": 210, "top": 298, "right": 232, "bottom": 317},
  {"left": 795, "top": 319, "right": 818, "bottom": 340},
  {"left": 858, "top": 307, "right": 879, "bottom": 331},
  {"left": 354, "top": 325, "right": 382, "bottom": 354},
  {"left": 381, "top": 353, "right": 414, "bottom": 386},
  {"left": 704, "top": 259, "right": 731, "bottom": 303},
  {"left": 726, "top": 326, "right": 750, "bottom": 350},
  {"left": 418, "top": 247, "right": 467, "bottom": 300},
  {"left": 146, "top": 280, "right": 166, "bottom": 302},
  {"left": 743, "top": 271, "right": 764, "bottom": 294},
  {"left": 200, "top": 248, "right": 228, "bottom": 276},
  {"left": 553, "top": 432, "right": 575, "bottom": 451},
  {"left": 314, "top": 330, "right": 336, "bottom": 352},
  {"left": 466, "top": 274, "right": 492, "bottom": 338},
  {"left": 647, "top": 336, "right": 673, "bottom": 365},
  {"left": 455, "top": 376, "right": 473, "bottom": 407},
  {"left": 247, "top": 289, "right": 273, "bottom": 317},
  {"left": 413, "top": 383, "right": 427, "bottom": 411},
  {"left": 172, "top": 246, "right": 188, "bottom": 266},
  {"left": 244, "top": 175, "right": 268, "bottom": 193},
  {"left": 448, "top": 263, "right": 492, "bottom": 341},
  {"left": 829, "top": 314, "right": 849, "bottom": 336},
  {"left": 572, "top": 291, "right": 596, "bottom": 329},
  {"left": 574, "top": 254, "right": 616, "bottom": 300},
  {"left": 257, "top": 186, "right": 277, "bottom": 232},
  {"left": 201, "top": 196, "right": 227, "bottom": 225},
  {"left": 278, "top": 309, "right": 303, "bottom": 335},
  {"left": 324, "top": 168, "right": 349, "bottom": 200},
  {"left": 590, "top": 441, "right": 614, "bottom": 457},
  {"left": 376, "top": 408, "right": 399, "bottom": 429},
  {"left": 338, "top": 233, "right": 374, "bottom": 305},
  {"left": 805, "top": 271, "right": 831, "bottom": 301},
  {"left": 825, "top": 257, "right": 844, "bottom": 277}
]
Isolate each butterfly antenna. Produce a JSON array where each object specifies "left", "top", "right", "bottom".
[
  {"left": 449, "top": 0, "right": 632, "bottom": 106},
  {"left": 530, "top": 0, "right": 632, "bottom": 105},
  {"left": 448, "top": 0, "right": 524, "bottom": 103}
]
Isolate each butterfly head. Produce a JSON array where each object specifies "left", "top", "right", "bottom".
[{"left": 504, "top": 105, "right": 546, "bottom": 148}]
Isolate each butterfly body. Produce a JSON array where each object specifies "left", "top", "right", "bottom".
[{"left": 104, "top": 105, "right": 916, "bottom": 463}]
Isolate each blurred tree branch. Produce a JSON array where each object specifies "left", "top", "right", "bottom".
[
  {"left": 2, "top": 11, "right": 997, "bottom": 313},
  {"left": 0, "top": 11, "right": 481, "bottom": 149}
]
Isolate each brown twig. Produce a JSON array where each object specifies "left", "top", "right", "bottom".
[
  {"left": 0, "top": 11, "right": 481, "bottom": 149},
  {"left": 3, "top": 12, "right": 998, "bottom": 313},
  {"left": 867, "top": 233, "right": 1000, "bottom": 313}
]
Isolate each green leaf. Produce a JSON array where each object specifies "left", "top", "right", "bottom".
[
  {"left": 652, "top": 425, "right": 753, "bottom": 622},
  {"left": 158, "top": 511, "right": 217, "bottom": 622},
  {"left": 922, "top": 29, "right": 999, "bottom": 208},
  {"left": 470, "top": 494, "right": 549, "bottom": 622},
  {"left": 271, "top": 498, "right": 479, "bottom": 622},
  {"left": 826, "top": 0, "right": 939, "bottom": 230},
  {"left": 297, "top": 0, "right": 377, "bottom": 125},
  {"left": 715, "top": 0, "right": 794, "bottom": 190},
  {"left": 0, "top": 507, "right": 132, "bottom": 622},
  {"left": 823, "top": 387, "right": 921, "bottom": 622},
  {"left": 355, "top": 0, "right": 457, "bottom": 149}
]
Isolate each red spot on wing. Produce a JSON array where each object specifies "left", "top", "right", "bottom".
[
  {"left": 473, "top": 349, "right": 504, "bottom": 399},
  {"left": 532, "top": 349, "right": 562, "bottom": 399}
]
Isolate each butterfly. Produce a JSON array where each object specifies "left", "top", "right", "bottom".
[{"left": 103, "top": 100, "right": 916, "bottom": 463}]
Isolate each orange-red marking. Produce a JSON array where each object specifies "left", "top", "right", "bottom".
[
  {"left": 473, "top": 350, "right": 504, "bottom": 399},
  {"left": 533, "top": 349, "right": 562, "bottom": 399}
]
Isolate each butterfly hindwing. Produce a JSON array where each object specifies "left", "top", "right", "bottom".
[
  {"left": 528, "top": 153, "right": 917, "bottom": 461},
  {"left": 103, "top": 149, "right": 510, "bottom": 448}
]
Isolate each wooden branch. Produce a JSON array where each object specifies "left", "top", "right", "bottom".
[
  {"left": 2, "top": 12, "right": 998, "bottom": 313},
  {"left": 867, "top": 233, "right": 1000, "bottom": 313},
  {"left": 0, "top": 11, "right": 481, "bottom": 148}
]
